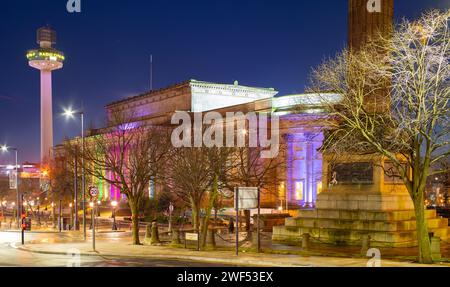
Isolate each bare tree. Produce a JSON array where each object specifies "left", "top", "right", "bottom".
[
  {"left": 226, "top": 145, "right": 286, "bottom": 231},
  {"left": 309, "top": 10, "right": 450, "bottom": 263},
  {"left": 166, "top": 145, "right": 233, "bottom": 246},
  {"left": 67, "top": 112, "right": 172, "bottom": 245},
  {"left": 49, "top": 147, "right": 77, "bottom": 205}
]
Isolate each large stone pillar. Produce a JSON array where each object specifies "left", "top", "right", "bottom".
[{"left": 348, "top": 0, "right": 394, "bottom": 51}]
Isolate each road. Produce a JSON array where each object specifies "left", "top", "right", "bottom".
[{"left": 0, "top": 231, "right": 236, "bottom": 267}]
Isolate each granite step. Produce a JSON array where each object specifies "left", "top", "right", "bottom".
[
  {"left": 285, "top": 217, "right": 448, "bottom": 232},
  {"left": 273, "top": 225, "right": 449, "bottom": 248},
  {"left": 289, "top": 209, "right": 438, "bottom": 222}
]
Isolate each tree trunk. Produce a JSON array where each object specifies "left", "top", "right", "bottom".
[
  {"left": 130, "top": 200, "right": 141, "bottom": 245},
  {"left": 191, "top": 200, "right": 200, "bottom": 233},
  {"left": 413, "top": 191, "right": 433, "bottom": 264},
  {"left": 201, "top": 176, "right": 219, "bottom": 248},
  {"left": 244, "top": 210, "right": 251, "bottom": 232}
]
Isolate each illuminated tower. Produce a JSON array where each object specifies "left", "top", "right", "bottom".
[
  {"left": 26, "top": 27, "right": 65, "bottom": 161},
  {"left": 348, "top": 0, "right": 394, "bottom": 50}
]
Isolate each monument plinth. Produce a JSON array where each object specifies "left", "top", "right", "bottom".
[{"left": 273, "top": 155, "right": 448, "bottom": 247}]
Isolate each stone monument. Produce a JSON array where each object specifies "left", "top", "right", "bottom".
[{"left": 273, "top": 0, "right": 449, "bottom": 247}]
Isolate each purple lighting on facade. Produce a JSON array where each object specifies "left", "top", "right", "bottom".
[{"left": 286, "top": 131, "right": 323, "bottom": 207}]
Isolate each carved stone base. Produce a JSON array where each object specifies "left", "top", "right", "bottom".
[{"left": 273, "top": 194, "right": 449, "bottom": 247}]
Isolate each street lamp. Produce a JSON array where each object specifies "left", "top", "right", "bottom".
[
  {"left": 1, "top": 145, "right": 20, "bottom": 228},
  {"left": 63, "top": 108, "right": 85, "bottom": 237},
  {"left": 89, "top": 202, "right": 95, "bottom": 230},
  {"left": 111, "top": 201, "right": 118, "bottom": 231},
  {"left": 36, "top": 198, "right": 41, "bottom": 227},
  {"left": 168, "top": 202, "right": 174, "bottom": 233},
  {"left": 69, "top": 203, "right": 73, "bottom": 230},
  {"left": 1, "top": 201, "right": 6, "bottom": 223},
  {"left": 11, "top": 202, "right": 16, "bottom": 224},
  {"left": 51, "top": 202, "right": 56, "bottom": 228},
  {"left": 89, "top": 201, "right": 96, "bottom": 252}
]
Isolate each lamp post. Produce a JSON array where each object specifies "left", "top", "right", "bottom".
[
  {"left": 69, "top": 203, "right": 73, "bottom": 230},
  {"left": 29, "top": 200, "right": 34, "bottom": 216},
  {"left": 89, "top": 201, "right": 96, "bottom": 251},
  {"left": 20, "top": 194, "right": 25, "bottom": 245},
  {"left": 63, "top": 108, "right": 85, "bottom": 238},
  {"left": 1, "top": 201, "right": 6, "bottom": 223},
  {"left": 11, "top": 202, "right": 16, "bottom": 226},
  {"left": 36, "top": 198, "right": 41, "bottom": 227},
  {"left": 51, "top": 202, "right": 55, "bottom": 228},
  {"left": 111, "top": 201, "right": 118, "bottom": 231},
  {"left": 168, "top": 202, "right": 174, "bottom": 233},
  {"left": 58, "top": 199, "right": 62, "bottom": 232},
  {"left": 1, "top": 145, "right": 20, "bottom": 229}
]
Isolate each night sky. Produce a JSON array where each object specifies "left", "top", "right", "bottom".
[{"left": 0, "top": 0, "right": 447, "bottom": 163}]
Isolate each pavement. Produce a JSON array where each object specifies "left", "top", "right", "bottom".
[
  {"left": 0, "top": 232, "right": 236, "bottom": 267},
  {"left": 11, "top": 233, "right": 450, "bottom": 267},
  {"left": 2, "top": 216, "right": 450, "bottom": 267}
]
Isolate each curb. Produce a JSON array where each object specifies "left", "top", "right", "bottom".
[{"left": 16, "top": 245, "right": 311, "bottom": 267}]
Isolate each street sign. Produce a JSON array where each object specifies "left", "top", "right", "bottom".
[
  {"left": 9, "top": 170, "right": 17, "bottom": 189},
  {"left": 234, "top": 187, "right": 258, "bottom": 210},
  {"left": 185, "top": 233, "right": 198, "bottom": 241},
  {"left": 89, "top": 186, "right": 99, "bottom": 198}
]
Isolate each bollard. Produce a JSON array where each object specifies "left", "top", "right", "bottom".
[
  {"left": 151, "top": 222, "right": 161, "bottom": 245},
  {"left": 143, "top": 224, "right": 152, "bottom": 245},
  {"left": 206, "top": 228, "right": 216, "bottom": 249},
  {"left": 361, "top": 234, "right": 371, "bottom": 256},
  {"left": 302, "top": 233, "right": 310, "bottom": 251},
  {"left": 430, "top": 237, "right": 441, "bottom": 262},
  {"left": 171, "top": 229, "right": 181, "bottom": 245}
]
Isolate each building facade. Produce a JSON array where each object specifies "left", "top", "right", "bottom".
[{"left": 79, "top": 79, "right": 338, "bottom": 210}]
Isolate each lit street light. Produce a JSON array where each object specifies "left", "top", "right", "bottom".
[
  {"left": 1, "top": 145, "right": 20, "bottom": 228},
  {"left": 111, "top": 201, "right": 118, "bottom": 231},
  {"left": 63, "top": 108, "right": 85, "bottom": 238}
]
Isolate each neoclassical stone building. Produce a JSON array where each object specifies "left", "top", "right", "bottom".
[{"left": 88, "top": 79, "right": 336, "bottom": 209}]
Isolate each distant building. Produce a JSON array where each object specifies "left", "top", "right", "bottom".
[{"left": 0, "top": 163, "right": 42, "bottom": 200}]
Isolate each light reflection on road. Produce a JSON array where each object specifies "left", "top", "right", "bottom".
[{"left": 0, "top": 231, "right": 235, "bottom": 267}]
